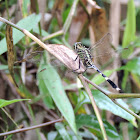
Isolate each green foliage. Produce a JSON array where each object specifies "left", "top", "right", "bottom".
[
  {"left": 55, "top": 123, "right": 71, "bottom": 140},
  {"left": 38, "top": 56, "right": 77, "bottom": 134},
  {"left": 0, "top": 65, "right": 8, "bottom": 70},
  {"left": 122, "top": 0, "right": 136, "bottom": 49},
  {"left": 65, "top": 0, "right": 74, "bottom": 5},
  {"left": 127, "top": 98, "right": 140, "bottom": 113},
  {"left": 121, "top": 0, "right": 139, "bottom": 92},
  {"left": 120, "top": 57, "right": 140, "bottom": 90},
  {"left": 22, "top": 0, "right": 30, "bottom": 17},
  {"left": 120, "top": 57, "right": 140, "bottom": 75},
  {"left": 62, "top": 7, "right": 71, "bottom": 23},
  {"left": 91, "top": 90, "right": 135, "bottom": 124},
  {"left": 0, "top": 14, "right": 41, "bottom": 55},
  {"left": 90, "top": 70, "right": 113, "bottom": 86},
  {"left": 0, "top": 0, "right": 140, "bottom": 139},
  {"left": 76, "top": 90, "right": 135, "bottom": 124},
  {"left": 18, "top": 84, "right": 34, "bottom": 98},
  {"left": 0, "top": 99, "right": 30, "bottom": 108},
  {"left": 76, "top": 114, "right": 120, "bottom": 139}
]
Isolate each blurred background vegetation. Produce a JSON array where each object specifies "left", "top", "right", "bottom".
[{"left": 0, "top": 0, "right": 140, "bottom": 139}]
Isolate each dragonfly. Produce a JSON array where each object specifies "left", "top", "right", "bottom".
[
  {"left": 74, "top": 33, "right": 121, "bottom": 91},
  {"left": 14, "top": 33, "right": 129, "bottom": 90}
]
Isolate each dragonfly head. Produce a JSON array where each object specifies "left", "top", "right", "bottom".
[{"left": 74, "top": 42, "right": 85, "bottom": 50}]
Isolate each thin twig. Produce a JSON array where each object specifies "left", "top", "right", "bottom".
[
  {"left": 108, "top": 93, "right": 140, "bottom": 99},
  {"left": 5, "top": 0, "right": 10, "bottom": 20},
  {"left": 1, "top": 108, "right": 20, "bottom": 129},
  {"left": 78, "top": 74, "right": 108, "bottom": 140},
  {"left": 0, "top": 118, "right": 63, "bottom": 136},
  {"left": 0, "top": 17, "right": 23, "bottom": 31},
  {"left": 63, "top": 0, "right": 79, "bottom": 35},
  {"left": 29, "top": 30, "right": 64, "bottom": 47},
  {"left": 0, "top": 17, "right": 85, "bottom": 73},
  {"left": 84, "top": 76, "right": 109, "bottom": 95}
]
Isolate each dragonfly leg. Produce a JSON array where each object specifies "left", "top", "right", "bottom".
[
  {"left": 73, "top": 57, "right": 81, "bottom": 72},
  {"left": 73, "top": 55, "right": 87, "bottom": 73},
  {"left": 74, "top": 55, "right": 79, "bottom": 61}
]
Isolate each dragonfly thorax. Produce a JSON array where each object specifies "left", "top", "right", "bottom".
[{"left": 74, "top": 42, "right": 93, "bottom": 67}]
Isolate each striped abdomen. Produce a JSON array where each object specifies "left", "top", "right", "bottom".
[{"left": 89, "top": 64, "right": 121, "bottom": 91}]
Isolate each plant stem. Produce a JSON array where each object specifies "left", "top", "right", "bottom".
[
  {"left": 108, "top": 93, "right": 140, "bottom": 99},
  {"left": 63, "top": 0, "right": 79, "bottom": 35},
  {"left": 78, "top": 74, "right": 108, "bottom": 140},
  {"left": 30, "top": 30, "right": 64, "bottom": 46},
  {"left": 2, "top": 108, "right": 20, "bottom": 129},
  {"left": 0, "top": 119, "right": 63, "bottom": 136}
]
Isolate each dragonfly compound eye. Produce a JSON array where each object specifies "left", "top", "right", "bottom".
[{"left": 74, "top": 42, "right": 82, "bottom": 50}]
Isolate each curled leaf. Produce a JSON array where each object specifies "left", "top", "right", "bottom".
[
  {"left": 6, "top": 25, "right": 18, "bottom": 87},
  {"left": 42, "top": 44, "right": 86, "bottom": 73}
]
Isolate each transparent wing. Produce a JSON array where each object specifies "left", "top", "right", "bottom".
[
  {"left": 92, "top": 47, "right": 130, "bottom": 59},
  {"left": 90, "top": 33, "right": 112, "bottom": 50},
  {"left": 14, "top": 49, "right": 74, "bottom": 81},
  {"left": 88, "top": 33, "right": 130, "bottom": 64},
  {"left": 15, "top": 47, "right": 44, "bottom": 64}
]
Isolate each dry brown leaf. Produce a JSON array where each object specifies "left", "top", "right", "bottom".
[
  {"left": 41, "top": 44, "right": 86, "bottom": 74},
  {"left": 68, "top": 2, "right": 89, "bottom": 45},
  {"left": 15, "top": 44, "right": 86, "bottom": 74},
  {"left": 22, "top": 30, "right": 85, "bottom": 74},
  {"left": 53, "top": 0, "right": 64, "bottom": 27},
  {"left": 89, "top": 8, "right": 110, "bottom": 66},
  {"left": 6, "top": 25, "right": 18, "bottom": 87}
]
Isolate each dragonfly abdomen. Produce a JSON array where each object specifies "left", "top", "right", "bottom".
[{"left": 90, "top": 64, "right": 121, "bottom": 91}]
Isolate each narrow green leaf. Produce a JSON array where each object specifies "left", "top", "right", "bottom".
[
  {"left": 0, "top": 14, "right": 41, "bottom": 55},
  {"left": 47, "top": 131, "right": 58, "bottom": 140},
  {"left": 38, "top": 76, "right": 55, "bottom": 109},
  {"left": 0, "top": 99, "right": 30, "bottom": 108},
  {"left": 22, "top": 0, "right": 30, "bottom": 17},
  {"left": 122, "top": 0, "right": 136, "bottom": 48},
  {"left": 6, "top": 25, "right": 18, "bottom": 87},
  {"left": 121, "top": 70, "right": 129, "bottom": 90},
  {"left": 55, "top": 123, "right": 71, "bottom": 140},
  {"left": 92, "top": 90, "right": 136, "bottom": 125},
  {"left": 80, "top": 90, "right": 135, "bottom": 125},
  {"left": 18, "top": 84, "right": 34, "bottom": 98},
  {"left": 0, "top": 65, "right": 8, "bottom": 70},
  {"left": 37, "top": 62, "right": 77, "bottom": 134}
]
